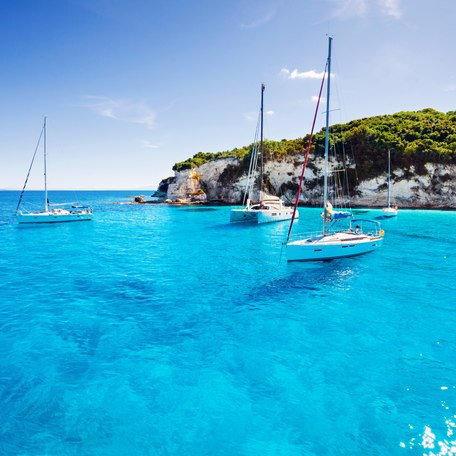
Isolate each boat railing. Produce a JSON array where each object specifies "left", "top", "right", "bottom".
[
  {"left": 50, "top": 202, "right": 78, "bottom": 207},
  {"left": 287, "top": 218, "right": 383, "bottom": 243},
  {"left": 16, "top": 203, "right": 43, "bottom": 214},
  {"left": 286, "top": 230, "right": 326, "bottom": 242},
  {"left": 351, "top": 218, "right": 383, "bottom": 236}
]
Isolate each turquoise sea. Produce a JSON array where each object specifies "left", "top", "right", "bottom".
[{"left": 0, "top": 190, "right": 455, "bottom": 455}]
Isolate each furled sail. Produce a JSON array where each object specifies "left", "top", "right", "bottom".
[{"left": 321, "top": 201, "right": 351, "bottom": 222}]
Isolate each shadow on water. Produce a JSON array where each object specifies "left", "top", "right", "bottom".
[
  {"left": 394, "top": 230, "right": 456, "bottom": 246},
  {"left": 73, "top": 277, "right": 160, "bottom": 311},
  {"left": 211, "top": 221, "right": 263, "bottom": 231},
  {"left": 175, "top": 207, "right": 219, "bottom": 212},
  {"left": 16, "top": 223, "right": 76, "bottom": 230},
  {"left": 352, "top": 210, "right": 369, "bottom": 214},
  {"left": 236, "top": 259, "right": 359, "bottom": 311},
  {"left": 211, "top": 219, "right": 291, "bottom": 233}
]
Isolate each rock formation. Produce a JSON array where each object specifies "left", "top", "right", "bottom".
[{"left": 157, "top": 155, "right": 456, "bottom": 209}]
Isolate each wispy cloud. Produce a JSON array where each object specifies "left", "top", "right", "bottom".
[
  {"left": 244, "top": 109, "right": 274, "bottom": 121},
  {"left": 280, "top": 68, "right": 327, "bottom": 80},
  {"left": 82, "top": 96, "right": 156, "bottom": 129},
  {"left": 378, "top": 0, "right": 402, "bottom": 18},
  {"left": 241, "top": 10, "right": 276, "bottom": 28},
  {"left": 240, "top": 0, "right": 284, "bottom": 29},
  {"left": 329, "top": 0, "right": 402, "bottom": 19},
  {"left": 311, "top": 95, "right": 326, "bottom": 104},
  {"left": 331, "top": 0, "right": 368, "bottom": 18},
  {"left": 141, "top": 140, "right": 159, "bottom": 149},
  {"left": 244, "top": 111, "right": 258, "bottom": 122}
]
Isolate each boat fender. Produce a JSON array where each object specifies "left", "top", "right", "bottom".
[{"left": 379, "top": 229, "right": 385, "bottom": 236}]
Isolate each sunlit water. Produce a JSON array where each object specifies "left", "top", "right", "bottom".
[{"left": 0, "top": 191, "right": 455, "bottom": 455}]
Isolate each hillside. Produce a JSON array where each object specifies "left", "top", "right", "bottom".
[
  {"left": 158, "top": 109, "right": 456, "bottom": 208},
  {"left": 174, "top": 109, "right": 456, "bottom": 174}
]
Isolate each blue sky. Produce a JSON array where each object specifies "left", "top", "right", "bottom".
[{"left": 1, "top": 0, "right": 454, "bottom": 190}]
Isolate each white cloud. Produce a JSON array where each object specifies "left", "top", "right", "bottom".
[
  {"left": 311, "top": 95, "right": 326, "bottom": 104},
  {"left": 245, "top": 110, "right": 273, "bottom": 121},
  {"left": 378, "top": 0, "right": 402, "bottom": 18},
  {"left": 244, "top": 111, "right": 259, "bottom": 122},
  {"left": 82, "top": 96, "right": 156, "bottom": 129},
  {"left": 141, "top": 140, "right": 159, "bottom": 149},
  {"left": 241, "top": 10, "right": 275, "bottom": 29},
  {"left": 330, "top": 0, "right": 402, "bottom": 19},
  {"left": 240, "top": 1, "right": 284, "bottom": 29},
  {"left": 281, "top": 68, "right": 327, "bottom": 80},
  {"left": 331, "top": 0, "right": 367, "bottom": 18}
]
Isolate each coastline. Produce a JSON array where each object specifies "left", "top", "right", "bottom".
[{"left": 126, "top": 196, "right": 456, "bottom": 211}]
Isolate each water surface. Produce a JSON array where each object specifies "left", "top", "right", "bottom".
[{"left": 1, "top": 191, "right": 455, "bottom": 455}]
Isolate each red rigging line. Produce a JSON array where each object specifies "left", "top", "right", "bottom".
[{"left": 286, "top": 62, "right": 328, "bottom": 243}]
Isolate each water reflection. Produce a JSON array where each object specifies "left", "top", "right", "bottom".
[{"left": 401, "top": 419, "right": 456, "bottom": 454}]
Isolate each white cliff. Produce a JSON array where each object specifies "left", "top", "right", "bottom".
[{"left": 161, "top": 157, "right": 456, "bottom": 209}]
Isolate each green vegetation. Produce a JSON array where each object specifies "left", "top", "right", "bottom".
[
  {"left": 173, "top": 148, "right": 250, "bottom": 172},
  {"left": 173, "top": 109, "right": 456, "bottom": 180}
]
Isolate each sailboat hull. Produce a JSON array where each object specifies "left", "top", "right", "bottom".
[
  {"left": 230, "top": 208, "right": 297, "bottom": 224},
  {"left": 17, "top": 211, "right": 93, "bottom": 224},
  {"left": 285, "top": 37, "right": 384, "bottom": 262},
  {"left": 287, "top": 232, "right": 383, "bottom": 262},
  {"left": 16, "top": 118, "right": 93, "bottom": 224},
  {"left": 230, "top": 209, "right": 259, "bottom": 223},
  {"left": 382, "top": 208, "right": 398, "bottom": 217}
]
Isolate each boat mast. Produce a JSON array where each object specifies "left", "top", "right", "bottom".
[
  {"left": 387, "top": 150, "right": 391, "bottom": 208},
  {"left": 323, "top": 36, "right": 332, "bottom": 235},
  {"left": 44, "top": 117, "right": 48, "bottom": 213},
  {"left": 259, "top": 83, "right": 265, "bottom": 195}
]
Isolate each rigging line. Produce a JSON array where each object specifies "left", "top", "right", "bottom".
[
  {"left": 243, "top": 110, "right": 262, "bottom": 205},
  {"left": 336, "top": 122, "right": 352, "bottom": 208},
  {"left": 252, "top": 108, "right": 261, "bottom": 198},
  {"left": 329, "top": 52, "right": 353, "bottom": 208},
  {"left": 246, "top": 142, "right": 259, "bottom": 204},
  {"left": 331, "top": 62, "right": 360, "bottom": 193},
  {"left": 15, "top": 124, "right": 45, "bottom": 215},
  {"left": 248, "top": 144, "right": 259, "bottom": 203},
  {"left": 285, "top": 61, "right": 328, "bottom": 243}
]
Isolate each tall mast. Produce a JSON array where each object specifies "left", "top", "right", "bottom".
[
  {"left": 323, "top": 36, "right": 332, "bottom": 235},
  {"left": 387, "top": 150, "right": 391, "bottom": 208},
  {"left": 259, "top": 83, "right": 265, "bottom": 194},
  {"left": 44, "top": 117, "right": 48, "bottom": 212}
]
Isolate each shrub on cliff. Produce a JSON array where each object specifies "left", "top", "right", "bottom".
[{"left": 173, "top": 109, "right": 456, "bottom": 180}]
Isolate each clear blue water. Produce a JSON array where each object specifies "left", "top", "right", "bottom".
[{"left": 0, "top": 190, "right": 455, "bottom": 455}]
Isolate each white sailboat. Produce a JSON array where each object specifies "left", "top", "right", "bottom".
[
  {"left": 230, "top": 84, "right": 296, "bottom": 224},
  {"left": 16, "top": 117, "right": 93, "bottom": 224},
  {"left": 286, "top": 37, "right": 383, "bottom": 262},
  {"left": 382, "top": 150, "right": 398, "bottom": 217}
]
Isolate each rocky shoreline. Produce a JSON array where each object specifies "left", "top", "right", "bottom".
[
  {"left": 131, "top": 198, "right": 456, "bottom": 210},
  {"left": 142, "top": 155, "right": 456, "bottom": 210}
]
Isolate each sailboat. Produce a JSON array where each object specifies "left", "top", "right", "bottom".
[
  {"left": 286, "top": 37, "right": 383, "bottom": 262},
  {"left": 230, "top": 84, "right": 296, "bottom": 224},
  {"left": 16, "top": 117, "right": 93, "bottom": 224},
  {"left": 382, "top": 150, "right": 398, "bottom": 217}
]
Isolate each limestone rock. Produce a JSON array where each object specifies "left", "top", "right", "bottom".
[{"left": 162, "top": 156, "right": 456, "bottom": 208}]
